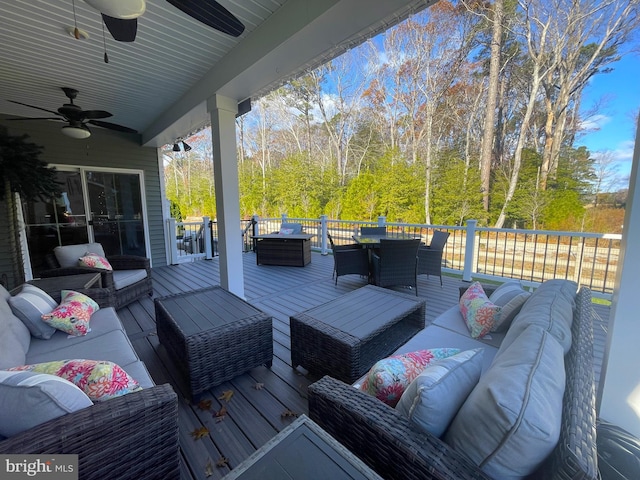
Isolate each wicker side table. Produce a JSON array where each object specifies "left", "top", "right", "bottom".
[
  {"left": 155, "top": 286, "right": 273, "bottom": 396},
  {"left": 290, "top": 285, "right": 425, "bottom": 384}
]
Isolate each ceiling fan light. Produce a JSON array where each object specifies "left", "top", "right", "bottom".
[
  {"left": 182, "top": 141, "right": 192, "bottom": 152},
  {"left": 172, "top": 143, "right": 181, "bottom": 152},
  {"left": 84, "top": 0, "right": 146, "bottom": 19},
  {"left": 62, "top": 125, "right": 91, "bottom": 139}
]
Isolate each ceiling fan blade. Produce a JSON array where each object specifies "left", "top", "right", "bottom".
[
  {"left": 88, "top": 119, "right": 138, "bottom": 134},
  {"left": 8, "top": 100, "right": 63, "bottom": 117},
  {"left": 166, "top": 0, "right": 244, "bottom": 37},
  {"left": 102, "top": 14, "right": 137, "bottom": 42},
  {"left": 82, "top": 110, "right": 113, "bottom": 120},
  {"left": 7, "top": 117, "right": 64, "bottom": 121}
]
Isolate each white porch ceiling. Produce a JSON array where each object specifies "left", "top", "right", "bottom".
[{"left": 0, "top": 0, "right": 434, "bottom": 147}]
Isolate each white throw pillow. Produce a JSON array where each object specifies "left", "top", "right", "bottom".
[{"left": 0, "top": 370, "right": 92, "bottom": 437}]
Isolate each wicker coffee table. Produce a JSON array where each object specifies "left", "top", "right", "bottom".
[
  {"left": 290, "top": 285, "right": 425, "bottom": 384},
  {"left": 155, "top": 286, "right": 273, "bottom": 396}
]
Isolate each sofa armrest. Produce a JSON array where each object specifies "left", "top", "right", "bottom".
[
  {"left": 308, "top": 376, "right": 490, "bottom": 480},
  {"left": 0, "top": 384, "right": 179, "bottom": 480},
  {"left": 107, "top": 255, "right": 151, "bottom": 272}
]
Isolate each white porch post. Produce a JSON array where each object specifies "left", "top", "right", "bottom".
[
  {"left": 598, "top": 118, "right": 640, "bottom": 437},
  {"left": 208, "top": 94, "right": 244, "bottom": 297}
]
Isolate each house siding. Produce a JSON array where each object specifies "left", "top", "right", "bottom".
[{"left": 0, "top": 116, "right": 167, "bottom": 289}]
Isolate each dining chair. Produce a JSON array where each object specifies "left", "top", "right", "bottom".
[
  {"left": 371, "top": 238, "right": 421, "bottom": 295},
  {"left": 328, "top": 234, "right": 369, "bottom": 285},
  {"left": 360, "top": 226, "right": 387, "bottom": 236},
  {"left": 417, "top": 230, "right": 450, "bottom": 287}
]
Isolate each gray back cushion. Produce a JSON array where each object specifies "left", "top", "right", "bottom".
[
  {"left": 9, "top": 285, "right": 58, "bottom": 340},
  {"left": 488, "top": 281, "right": 531, "bottom": 332},
  {"left": 54, "top": 243, "right": 106, "bottom": 268},
  {"left": 445, "top": 324, "right": 565, "bottom": 478},
  {"left": 500, "top": 279, "right": 576, "bottom": 354},
  {"left": 0, "top": 286, "right": 31, "bottom": 368}
]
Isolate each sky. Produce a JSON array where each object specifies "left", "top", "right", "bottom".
[{"left": 576, "top": 54, "right": 640, "bottom": 190}]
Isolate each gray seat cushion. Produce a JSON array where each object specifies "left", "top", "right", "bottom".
[
  {"left": 112, "top": 269, "right": 148, "bottom": 290},
  {"left": 27, "top": 329, "right": 140, "bottom": 368},
  {"left": 445, "top": 324, "right": 565, "bottom": 478},
  {"left": 432, "top": 305, "right": 505, "bottom": 348}
]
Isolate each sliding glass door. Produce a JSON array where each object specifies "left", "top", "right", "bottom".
[{"left": 22, "top": 167, "right": 148, "bottom": 276}]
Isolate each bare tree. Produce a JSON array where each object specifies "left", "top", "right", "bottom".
[
  {"left": 536, "top": 0, "right": 640, "bottom": 189},
  {"left": 479, "top": 0, "right": 504, "bottom": 214}
]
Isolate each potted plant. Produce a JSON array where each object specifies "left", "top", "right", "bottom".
[{"left": 0, "top": 125, "right": 60, "bottom": 288}]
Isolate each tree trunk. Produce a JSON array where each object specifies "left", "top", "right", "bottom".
[
  {"left": 479, "top": 0, "right": 503, "bottom": 214},
  {"left": 5, "top": 179, "right": 25, "bottom": 288}
]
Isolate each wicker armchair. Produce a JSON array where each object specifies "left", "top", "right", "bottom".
[
  {"left": 371, "top": 239, "right": 420, "bottom": 296},
  {"left": 328, "top": 234, "right": 369, "bottom": 285},
  {"left": 417, "top": 230, "right": 450, "bottom": 287},
  {"left": 39, "top": 243, "right": 153, "bottom": 309}
]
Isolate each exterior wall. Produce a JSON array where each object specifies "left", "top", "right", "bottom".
[{"left": 0, "top": 115, "right": 167, "bottom": 289}]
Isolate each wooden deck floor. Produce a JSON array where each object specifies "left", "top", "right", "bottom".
[{"left": 118, "top": 251, "right": 610, "bottom": 480}]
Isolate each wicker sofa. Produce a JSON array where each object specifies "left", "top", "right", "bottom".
[
  {"left": 308, "top": 280, "right": 598, "bottom": 480},
  {"left": 0, "top": 283, "right": 179, "bottom": 479}
]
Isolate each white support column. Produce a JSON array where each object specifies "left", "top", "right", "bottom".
[
  {"left": 462, "top": 219, "right": 477, "bottom": 282},
  {"left": 208, "top": 94, "right": 244, "bottom": 297},
  {"left": 320, "top": 215, "right": 328, "bottom": 255},
  {"left": 598, "top": 118, "right": 640, "bottom": 437}
]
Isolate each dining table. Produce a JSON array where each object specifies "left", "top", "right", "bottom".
[{"left": 352, "top": 233, "right": 421, "bottom": 246}]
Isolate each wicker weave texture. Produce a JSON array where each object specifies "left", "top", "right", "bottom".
[
  {"left": 371, "top": 239, "right": 420, "bottom": 294},
  {"left": 290, "top": 285, "right": 425, "bottom": 384},
  {"left": 0, "top": 384, "right": 180, "bottom": 480},
  {"left": 255, "top": 237, "right": 312, "bottom": 266},
  {"left": 307, "top": 286, "right": 599, "bottom": 480},
  {"left": 155, "top": 286, "right": 273, "bottom": 396}
]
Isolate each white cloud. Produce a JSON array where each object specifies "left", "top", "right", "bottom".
[{"left": 579, "top": 114, "right": 611, "bottom": 131}]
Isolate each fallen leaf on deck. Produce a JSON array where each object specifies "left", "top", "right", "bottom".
[
  {"left": 254, "top": 382, "right": 264, "bottom": 390},
  {"left": 190, "top": 426, "right": 210, "bottom": 440},
  {"left": 216, "top": 456, "right": 229, "bottom": 468},
  {"left": 218, "top": 390, "right": 234, "bottom": 402},
  {"left": 197, "top": 399, "right": 212, "bottom": 411},
  {"left": 204, "top": 459, "right": 214, "bottom": 477},
  {"left": 214, "top": 405, "right": 227, "bottom": 418},
  {"left": 281, "top": 409, "right": 298, "bottom": 419}
]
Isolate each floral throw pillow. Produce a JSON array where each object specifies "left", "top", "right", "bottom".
[
  {"left": 78, "top": 252, "right": 112, "bottom": 270},
  {"left": 459, "top": 282, "right": 501, "bottom": 339},
  {"left": 9, "top": 359, "right": 141, "bottom": 401},
  {"left": 360, "top": 348, "right": 461, "bottom": 407},
  {"left": 41, "top": 290, "right": 99, "bottom": 336}
]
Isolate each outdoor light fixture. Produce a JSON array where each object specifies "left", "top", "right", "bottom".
[
  {"left": 182, "top": 141, "right": 192, "bottom": 152},
  {"left": 61, "top": 125, "right": 91, "bottom": 139},
  {"left": 172, "top": 143, "right": 181, "bottom": 152}
]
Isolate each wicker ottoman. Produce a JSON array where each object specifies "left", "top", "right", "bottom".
[
  {"left": 290, "top": 285, "right": 425, "bottom": 384},
  {"left": 155, "top": 286, "right": 273, "bottom": 396}
]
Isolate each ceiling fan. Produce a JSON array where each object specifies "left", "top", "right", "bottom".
[
  {"left": 8, "top": 87, "right": 138, "bottom": 139},
  {"left": 84, "top": 0, "right": 245, "bottom": 43}
]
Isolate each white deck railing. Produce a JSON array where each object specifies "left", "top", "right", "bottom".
[{"left": 165, "top": 214, "right": 620, "bottom": 298}]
